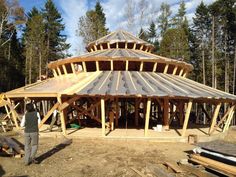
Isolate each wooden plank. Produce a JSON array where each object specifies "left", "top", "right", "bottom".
[
  {"left": 57, "top": 96, "right": 67, "bottom": 135},
  {"left": 38, "top": 102, "right": 60, "bottom": 128},
  {"left": 164, "top": 162, "right": 184, "bottom": 173},
  {"left": 178, "top": 164, "right": 215, "bottom": 177},
  {"left": 57, "top": 67, "right": 62, "bottom": 76},
  {"left": 181, "top": 100, "right": 193, "bottom": 136},
  {"left": 130, "top": 167, "right": 146, "bottom": 177},
  {"left": 94, "top": 45, "right": 97, "bottom": 51},
  {"left": 223, "top": 106, "right": 235, "bottom": 132},
  {"left": 147, "top": 163, "right": 175, "bottom": 177},
  {"left": 133, "top": 43, "right": 136, "bottom": 49},
  {"left": 140, "top": 45, "right": 143, "bottom": 50},
  {"left": 100, "top": 44, "right": 103, "bottom": 50},
  {"left": 144, "top": 98, "right": 151, "bottom": 137},
  {"left": 190, "top": 154, "right": 236, "bottom": 176},
  {"left": 126, "top": 60, "right": 129, "bottom": 71},
  {"left": 101, "top": 99, "right": 106, "bottom": 136},
  {"left": 6, "top": 98, "right": 19, "bottom": 128},
  {"left": 209, "top": 103, "right": 221, "bottom": 135},
  {"left": 183, "top": 72, "right": 187, "bottom": 78},
  {"left": 107, "top": 42, "right": 110, "bottom": 49},
  {"left": 52, "top": 69, "right": 57, "bottom": 77},
  {"left": 179, "top": 69, "right": 184, "bottom": 76},
  {"left": 110, "top": 60, "right": 113, "bottom": 71}
]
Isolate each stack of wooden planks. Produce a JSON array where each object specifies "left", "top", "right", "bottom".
[
  {"left": 189, "top": 140, "right": 236, "bottom": 176},
  {"left": 0, "top": 135, "right": 24, "bottom": 158}
]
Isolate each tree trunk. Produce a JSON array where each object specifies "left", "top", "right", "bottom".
[
  {"left": 39, "top": 50, "right": 42, "bottom": 80},
  {"left": 202, "top": 48, "right": 205, "bottom": 85},
  {"left": 211, "top": 16, "right": 215, "bottom": 88},
  {"left": 233, "top": 46, "right": 236, "bottom": 95},
  {"left": 29, "top": 46, "right": 32, "bottom": 84}
]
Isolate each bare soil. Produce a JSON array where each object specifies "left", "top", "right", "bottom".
[{"left": 1, "top": 127, "right": 235, "bottom": 177}]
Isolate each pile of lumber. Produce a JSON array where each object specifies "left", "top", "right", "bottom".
[
  {"left": 0, "top": 135, "right": 24, "bottom": 158},
  {"left": 189, "top": 140, "right": 236, "bottom": 176}
]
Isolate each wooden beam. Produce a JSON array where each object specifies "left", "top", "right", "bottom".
[
  {"left": 57, "top": 96, "right": 67, "bottom": 135},
  {"left": 140, "top": 45, "right": 143, "bottom": 50},
  {"left": 101, "top": 98, "right": 106, "bottom": 136},
  {"left": 163, "top": 98, "right": 169, "bottom": 130},
  {"left": 135, "top": 99, "right": 139, "bottom": 127},
  {"left": 145, "top": 47, "right": 148, "bottom": 52},
  {"left": 163, "top": 64, "right": 169, "bottom": 74},
  {"left": 125, "top": 42, "right": 127, "bottom": 49},
  {"left": 140, "top": 62, "right": 143, "bottom": 71},
  {"left": 38, "top": 102, "right": 60, "bottom": 128},
  {"left": 62, "top": 65, "right": 67, "bottom": 75},
  {"left": 71, "top": 63, "right": 76, "bottom": 74},
  {"left": 183, "top": 72, "right": 187, "bottom": 78},
  {"left": 126, "top": 60, "right": 129, "bottom": 71},
  {"left": 172, "top": 66, "right": 178, "bottom": 75},
  {"left": 200, "top": 104, "right": 211, "bottom": 122},
  {"left": 107, "top": 42, "right": 110, "bottom": 49},
  {"left": 116, "top": 42, "right": 118, "bottom": 49},
  {"left": 152, "top": 62, "right": 157, "bottom": 72},
  {"left": 6, "top": 98, "right": 19, "bottom": 128},
  {"left": 133, "top": 43, "right": 136, "bottom": 50},
  {"left": 96, "top": 61, "right": 100, "bottom": 71},
  {"left": 58, "top": 95, "right": 80, "bottom": 111},
  {"left": 181, "top": 100, "right": 193, "bottom": 136},
  {"left": 100, "top": 44, "right": 103, "bottom": 50},
  {"left": 144, "top": 98, "right": 151, "bottom": 137},
  {"left": 209, "top": 103, "right": 221, "bottom": 135}
]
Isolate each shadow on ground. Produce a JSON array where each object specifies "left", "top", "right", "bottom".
[{"left": 36, "top": 139, "right": 72, "bottom": 163}]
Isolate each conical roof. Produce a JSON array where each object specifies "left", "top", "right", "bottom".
[{"left": 86, "top": 30, "right": 154, "bottom": 51}]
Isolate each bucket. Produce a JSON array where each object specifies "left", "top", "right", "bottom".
[{"left": 156, "top": 124, "right": 162, "bottom": 132}]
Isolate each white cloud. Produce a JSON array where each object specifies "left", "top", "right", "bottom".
[
  {"left": 58, "top": 0, "right": 215, "bottom": 56},
  {"left": 58, "top": 0, "right": 87, "bottom": 56}
]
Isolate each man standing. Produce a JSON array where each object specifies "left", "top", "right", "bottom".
[{"left": 20, "top": 103, "right": 41, "bottom": 165}]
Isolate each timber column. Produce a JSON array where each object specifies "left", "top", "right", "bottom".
[{"left": 163, "top": 98, "right": 169, "bottom": 130}]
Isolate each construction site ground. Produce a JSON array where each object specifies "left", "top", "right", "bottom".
[{"left": 0, "top": 127, "right": 235, "bottom": 177}]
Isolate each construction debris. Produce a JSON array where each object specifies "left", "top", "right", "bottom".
[
  {"left": 0, "top": 135, "right": 24, "bottom": 158},
  {"left": 189, "top": 140, "right": 236, "bottom": 176}
]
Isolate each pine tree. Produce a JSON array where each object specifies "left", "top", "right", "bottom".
[
  {"left": 78, "top": 1, "right": 108, "bottom": 45},
  {"left": 157, "top": 2, "right": 171, "bottom": 37},
  {"left": 138, "top": 28, "right": 148, "bottom": 41},
  {"left": 160, "top": 28, "right": 189, "bottom": 62},
  {"left": 43, "top": 0, "right": 70, "bottom": 63},
  {"left": 147, "top": 22, "right": 159, "bottom": 54}
]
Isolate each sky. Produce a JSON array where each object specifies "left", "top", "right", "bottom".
[{"left": 19, "top": 0, "right": 215, "bottom": 56}]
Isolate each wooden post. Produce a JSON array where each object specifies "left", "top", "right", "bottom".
[
  {"left": 179, "top": 102, "right": 184, "bottom": 126},
  {"left": 140, "top": 45, "right": 143, "bottom": 50},
  {"left": 6, "top": 98, "right": 19, "bottom": 128},
  {"left": 57, "top": 67, "right": 62, "bottom": 76},
  {"left": 126, "top": 60, "right": 129, "bottom": 71},
  {"left": 172, "top": 66, "right": 178, "bottom": 75},
  {"left": 181, "top": 100, "right": 193, "bottom": 137},
  {"left": 125, "top": 42, "right": 127, "bottom": 49},
  {"left": 96, "top": 61, "right": 100, "bottom": 71},
  {"left": 116, "top": 42, "right": 118, "bottom": 49},
  {"left": 107, "top": 42, "right": 110, "bottom": 49},
  {"left": 115, "top": 98, "right": 119, "bottom": 127},
  {"left": 100, "top": 44, "right": 103, "bottom": 50},
  {"left": 101, "top": 98, "right": 106, "bottom": 136},
  {"left": 183, "top": 72, "right": 187, "bottom": 78},
  {"left": 82, "top": 62, "right": 87, "bottom": 72},
  {"left": 110, "top": 60, "right": 113, "bottom": 71},
  {"left": 153, "top": 62, "right": 157, "bottom": 72},
  {"left": 179, "top": 69, "right": 184, "bottom": 76},
  {"left": 62, "top": 65, "right": 67, "bottom": 75},
  {"left": 53, "top": 69, "right": 57, "bottom": 77},
  {"left": 71, "top": 63, "right": 76, "bottom": 74},
  {"left": 163, "top": 98, "right": 169, "bottom": 130},
  {"left": 164, "top": 64, "right": 169, "bottom": 74},
  {"left": 140, "top": 62, "right": 143, "bottom": 71},
  {"left": 133, "top": 43, "right": 136, "bottom": 50},
  {"left": 209, "top": 103, "right": 221, "bottom": 135},
  {"left": 144, "top": 98, "right": 151, "bottom": 137},
  {"left": 94, "top": 45, "right": 97, "bottom": 51},
  {"left": 135, "top": 99, "right": 139, "bottom": 127},
  {"left": 57, "top": 96, "right": 67, "bottom": 135}
]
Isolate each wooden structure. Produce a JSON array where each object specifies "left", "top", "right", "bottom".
[{"left": 2, "top": 30, "right": 236, "bottom": 138}]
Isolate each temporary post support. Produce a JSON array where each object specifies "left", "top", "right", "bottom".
[
  {"left": 57, "top": 96, "right": 67, "bottom": 135},
  {"left": 181, "top": 100, "right": 193, "bottom": 137},
  {"left": 209, "top": 103, "right": 221, "bottom": 135}
]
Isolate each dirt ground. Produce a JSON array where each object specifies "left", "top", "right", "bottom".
[{"left": 0, "top": 128, "right": 235, "bottom": 177}]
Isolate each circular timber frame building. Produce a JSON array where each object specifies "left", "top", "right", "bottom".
[{"left": 2, "top": 30, "right": 236, "bottom": 140}]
